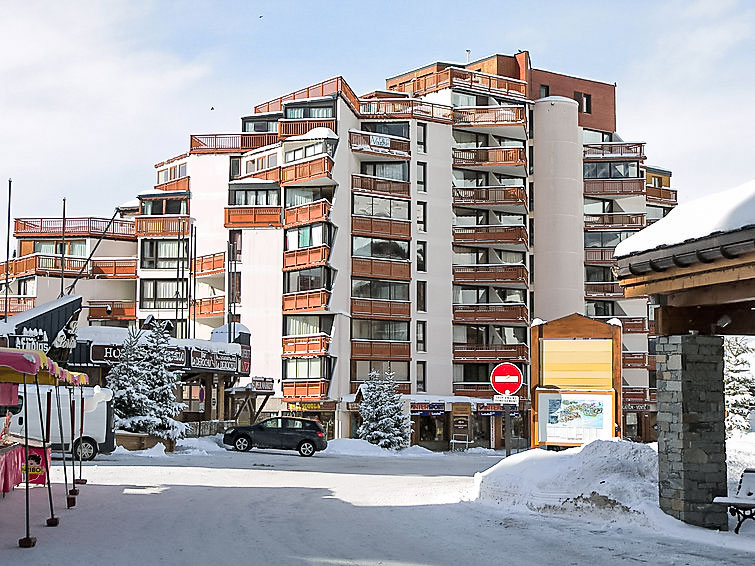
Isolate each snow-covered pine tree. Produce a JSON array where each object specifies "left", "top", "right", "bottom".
[
  {"left": 724, "top": 336, "right": 755, "bottom": 435},
  {"left": 107, "top": 327, "right": 154, "bottom": 433},
  {"left": 357, "top": 369, "right": 411, "bottom": 450}
]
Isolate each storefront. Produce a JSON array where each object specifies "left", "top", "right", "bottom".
[
  {"left": 411, "top": 402, "right": 446, "bottom": 450},
  {"left": 286, "top": 401, "right": 337, "bottom": 439},
  {"left": 622, "top": 387, "right": 657, "bottom": 443}
]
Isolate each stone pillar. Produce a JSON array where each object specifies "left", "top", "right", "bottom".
[{"left": 655, "top": 335, "right": 728, "bottom": 530}]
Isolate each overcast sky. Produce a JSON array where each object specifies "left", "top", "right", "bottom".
[{"left": 0, "top": 0, "right": 752, "bottom": 239}]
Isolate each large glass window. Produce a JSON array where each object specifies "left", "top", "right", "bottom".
[
  {"left": 229, "top": 188, "right": 280, "bottom": 206},
  {"left": 352, "top": 194, "right": 409, "bottom": 220},
  {"left": 285, "top": 187, "right": 332, "bottom": 208},
  {"left": 584, "top": 198, "right": 613, "bottom": 214},
  {"left": 284, "top": 315, "right": 333, "bottom": 336},
  {"left": 351, "top": 278, "right": 409, "bottom": 301},
  {"left": 285, "top": 223, "right": 331, "bottom": 251},
  {"left": 585, "top": 301, "right": 615, "bottom": 317},
  {"left": 453, "top": 169, "right": 487, "bottom": 187},
  {"left": 361, "top": 162, "right": 408, "bottom": 181},
  {"left": 284, "top": 104, "right": 334, "bottom": 119},
  {"left": 453, "top": 363, "right": 490, "bottom": 383},
  {"left": 140, "top": 280, "right": 187, "bottom": 309},
  {"left": 141, "top": 239, "right": 189, "bottom": 269},
  {"left": 453, "top": 130, "right": 486, "bottom": 148},
  {"left": 352, "top": 237, "right": 409, "bottom": 261},
  {"left": 284, "top": 357, "right": 330, "bottom": 380},
  {"left": 351, "top": 319, "right": 409, "bottom": 341},
  {"left": 453, "top": 286, "right": 488, "bottom": 305},
  {"left": 584, "top": 231, "right": 634, "bottom": 248},
  {"left": 585, "top": 265, "right": 614, "bottom": 282},
  {"left": 583, "top": 161, "right": 639, "bottom": 179},
  {"left": 361, "top": 122, "right": 409, "bottom": 139},
  {"left": 284, "top": 267, "right": 333, "bottom": 293},
  {"left": 141, "top": 198, "right": 188, "bottom": 216},
  {"left": 284, "top": 141, "right": 330, "bottom": 163},
  {"left": 350, "top": 360, "right": 409, "bottom": 381}
]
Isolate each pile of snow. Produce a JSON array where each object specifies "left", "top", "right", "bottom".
[
  {"left": 111, "top": 443, "right": 168, "bottom": 458},
  {"left": 176, "top": 434, "right": 227, "bottom": 456},
  {"left": 322, "top": 438, "right": 441, "bottom": 458}
]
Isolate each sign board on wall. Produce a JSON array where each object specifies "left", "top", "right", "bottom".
[
  {"left": 536, "top": 390, "right": 615, "bottom": 446},
  {"left": 91, "top": 344, "right": 186, "bottom": 367},
  {"left": 190, "top": 349, "right": 237, "bottom": 372},
  {"left": 410, "top": 403, "right": 444, "bottom": 416}
]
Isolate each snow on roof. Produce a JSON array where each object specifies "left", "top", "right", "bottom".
[
  {"left": 606, "top": 318, "right": 623, "bottom": 327},
  {"left": 0, "top": 295, "right": 82, "bottom": 335},
  {"left": 119, "top": 199, "right": 140, "bottom": 209},
  {"left": 536, "top": 95, "right": 579, "bottom": 105},
  {"left": 287, "top": 127, "right": 338, "bottom": 141},
  {"left": 615, "top": 179, "right": 755, "bottom": 258},
  {"left": 76, "top": 325, "right": 241, "bottom": 354},
  {"left": 531, "top": 318, "right": 547, "bottom": 327},
  {"left": 228, "top": 178, "right": 279, "bottom": 185}
]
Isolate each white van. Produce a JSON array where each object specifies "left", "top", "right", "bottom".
[{"left": 1, "top": 384, "right": 115, "bottom": 460}]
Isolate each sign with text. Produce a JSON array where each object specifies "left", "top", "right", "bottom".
[
  {"left": 91, "top": 344, "right": 186, "bottom": 367},
  {"left": 410, "top": 403, "right": 444, "bottom": 416},
  {"left": 493, "top": 394, "right": 519, "bottom": 406},
  {"left": 190, "top": 349, "right": 237, "bottom": 373},
  {"left": 536, "top": 390, "right": 615, "bottom": 446},
  {"left": 490, "top": 363, "right": 523, "bottom": 396}
]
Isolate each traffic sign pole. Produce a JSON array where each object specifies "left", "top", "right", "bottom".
[{"left": 504, "top": 404, "right": 512, "bottom": 457}]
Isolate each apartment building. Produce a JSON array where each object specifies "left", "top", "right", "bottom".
[{"left": 2, "top": 51, "right": 676, "bottom": 447}]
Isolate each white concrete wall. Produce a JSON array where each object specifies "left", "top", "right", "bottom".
[{"left": 187, "top": 154, "right": 234, "bottom": 257}]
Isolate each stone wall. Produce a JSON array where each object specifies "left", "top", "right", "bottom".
[{"left": 655, "top": 335, "right": 728, "bottom": 530}]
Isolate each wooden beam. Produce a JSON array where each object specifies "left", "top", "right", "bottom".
[
  {"left": 656, "top": 303, "right": 755, "bottom": 336},
  {"left": 666, "top": 279, "right": 755, "bottom": 307},
  {"left": 622, "top": 261, "right": 755, "bottom": 298},
  {"left": 621, "top": 251, "right": 755, "bottom": 287}
]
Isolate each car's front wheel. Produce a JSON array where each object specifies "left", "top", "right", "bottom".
[
  {"left": 234, "top": 435, "right": 252, "bottom": 452},
  {"left": 73, "top": 438, "right": 98, "bottom": 461},
  {"left": 298, "top": 440, "right": 316, "bottom": 457}
]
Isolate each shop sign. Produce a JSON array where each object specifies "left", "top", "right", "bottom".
[
  {"left": 478, "top": 403, "right": 504, "bottom": 417},
  {"left": 190, "top": 349, "right": 238, "bottom": 372},
  {"left": 250, "top": 376, "right": 274, "bottom": 393},
  {"left": 494, "top": 394, "right": 519, "bottom": 406},
  {"left": 410, "top": 402, "right": 444, "bottom": 416},
  {"left": 346, "top": 402, "right": 361, "bottom": 412},
  {"left": 91, "top": 344, "right": 186, "bottom": 367},
  {"left": 240, "top": 344, "right": 252, "bottom": 375},
  {"left": 624, "top": 403, "right": 652, "bottom": 412},
  {"left": 288, "top": 401, "right": 337, "bottom": 412}
]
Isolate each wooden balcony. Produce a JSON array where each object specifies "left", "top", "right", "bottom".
[
  {"left": 154, "top": 176, "right": 190, "bottom": 192},
  {"left": 391, "top": 67, "right": 527, "bottom": 99},
  {"left": 352, "top": 257, "right": 411, "bottom": 281},
  {"left": 452, "top": 225, "right": 528, "bottom": 247},
  {"left": 452, "top": 147, "right": 526, "bottom": 168},
  {"left": 452, "top": 186, "right": 526, "bottom": 210},
  {"left": 224, "top": 206, "right": 282, "bottom": 228},
  {"left": 191, "top": 296, "right": 225, "bottom": 318},
  {"left": 349, "top": 131, "right": 410, "bottom": 158},
  {"left": 284, "top": 200, "right": 331, "bottom": 227},
  {"left": 452, "top": 304, "right": 529, "bottom": 324},
  {"left": 248, "top": 167, "right": 281, "bottom": 182},
  {"left": 189, "top": 133, "right": 278, "bottom": 154},
  {"left": 359, "top": 99, "right": 452, "bottom": 123},
  {"left": 88, "top": 300, "right": 137, "bottom": 321},
  {"left": 622, "top": 352, "right": 648, "bottom": 369},
  {"left": 584, "top": 248, "right": 616, "bottom": 264},
  {"left": 282, "top": 379, "right": 330, "bottom": 400},
  {"left": 583, "top": 178, "right": 645, "bottom": 197},
  {"left": 351, "top": 340, "right": 411, "bottom": 360},
  {"left": 351, "top": 381, "right": 411, "bottom": 394},
  {"left": 453, "top": 343, "right": 529, "bottom": 363},
  {"left": 14, "top": 217, "right": 135, "bottom": 240},
  {"left": 0, "top": 254, "right": 136, "bottom": 280},
  {"left": 135, "top": 216, "right": 191, "bottom": 237},
  {"left": 282, "top": 335, "right": 330, "bottom": 358},
  {"left": 194, "top": 252, "right": 225, "bottom": 276},
  {"left": 90, "top": 258, "right": 137, "bottom": 278},
  {"left": 281, "top": 156, "right": 333, "bottom": 186},
  {"left": 452, "top": 264, "right": 528, "bottom": 286},
  {"left": 351, "top": 298, "right": 411, "bottom": 320},
  {"left": 452, "top": 106, "right": 526, "bottom": 127},
  {"left": 583, "top": 143, "right": 645, "bottom": 160},
  {"left": 352, "top": 174, "right": 410, "bottom": 199},
  {"left": 278, "top": 119, "right": 337, "bottom": 139},
  {"left": 351, "top": 216, "right": 411, "bottom": 240},
  {"left": 584, "top": 213, "right": 645, "bottom": 230},
  {"left": 594, "top": 316, "right": 648, "bottom": 333},
  {"left": 646, "top": 186, "right": 678, "bottom": 206},
  {"left": 282, "top": 290, "right": 330, "bottom": 313},
  {"left": 255, "top": 76, "right": 359, "bottom": 114},
  {"left": 585, "top": 282, "right": 624, "bottom": 298},
  {"left": 452, "top": 382, "right": 497, "bottom": 398},
  {"left": 283, "top": 246, "right": 330, "bottom": 271},
  {"left": 4, "top": 297, "right": 35, "bottom": 314}
]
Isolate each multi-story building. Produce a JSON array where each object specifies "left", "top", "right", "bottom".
[{"left": 1, "top": 51, "right": 676, "bottom": 448}]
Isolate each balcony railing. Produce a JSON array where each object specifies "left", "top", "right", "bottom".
[
  {"left": 284, "top": 200, "right": 331, "bottom": 227},
  {"left": 135, "top": 216, "right": 191, "bottom": 237},
  {"left": 0, "top": 254, "right": 137, "bottom": 280},
  {"left": 278, "top": 119, "right": 337, "bottom": 139},
  {"left": 452, "top": 264, "right": 528, "bottom": 286},
  {"left": 191, "top": 296, "right": 225, "bottom": 318},
  {"left": 351, "top": 298, "right": 411, "bottom": 320},
  {"left": 583, "top": 178, "right": 645, "bottom": 197},
  {"left": 358, "top": 99, "right": 452, "bottom": 123},
  {"left": 255, "top": 76, "right": 360, "bottom": 114},
  {"left": 452, "top": 225, "right": 528, "bottom": 247},
  {"left": 352, "top": 258, "right": 411, "bottom": 280},
  {"left": 88, "top": 300, "right": 137, "bottom": 321},
  {"left": 281, "top": 156, "right": 333, "bottom": 185},
  {"left": 391, "top": 67, "right": 527, "bottom": 99},
  {"left": 622, "top": 352, "right": 648, "bottom": 369},
  {"left": 452, "top": 304, "right": 529, "bottom": 324},
  {"left": 282, "top": 379, "right": 330, "bottom": 400},
  {"left": 3, "top": 297, "right": 35, "bottom": 314},
  {"left": 283, "top": 246, "right": 330, "bottom": 271},
  {"left": 594, "top": 316, "right": 648, "bottom": 333},
  {"left": 282, "top": 335, "right": 330, "bottom": 357},
  {"left": 351, "top": 381, "right": 411, "bottom": 394},
  {"left": 349, "top": 131, "right": 410, "bottom": 157},
  {"left": 452, "top": 186, "right": 526, "bottom": 209},
  {"left": 154, "top": 177, "right": 190, "bottom": 192},
  {"left": 224, "top": 206, "right": 282, "bottom": 228},
  {"left": 452, "top": 147, "right": 526, "bottom": 167},
  {"left": 584, "top": 248, "right": 616, "bottom": 264},
  {"left": 452, "top": 343, "right": 529, "bottom": 362},
  {"left": 351, "top": 216, "right": 411, "bottom": 240},
  {"left": 90, "top": 258, "right": 138, "bottom": 278},
  {"left": 584, "top": 213, "right": 645, "bottom": 230},
  {"left": 452, "top": 106, "right": 526, "bottom": 127},
  {"left": 585, "top": 282, "right": 624, "bottom": 298},
  {"left": 351, "top": 340, "right": 411, "bottom": 360},
  {"left": 646, "top": 186, "right": 678, "bottom": 206},
  {"left": 352, "top": 174, "right": 410, "bottom": 199},
  {"left": 282, "top": 290, "right": 330, "bottom": 313},
  {"left": 583, "top": 143, "right": 645, "bottom": 159},
  {"left": 194, "top": 252, "right": 225, "bottom": 276},
  {"left": 14, "top": 217, "right": 135, "bottom": 240},
  {"left": 189, "top": 133, "right": 278, "bottom": 154},
  {"left": 452, "top": 382, "right": 497, "bottom": 396}
]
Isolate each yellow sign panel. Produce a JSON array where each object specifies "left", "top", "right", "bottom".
[{"left": 540, "top": 339, "right": 613, "bottom": 389}]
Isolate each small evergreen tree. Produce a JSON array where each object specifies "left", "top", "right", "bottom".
[
  {"left": 108, "top": 328, "right": 155, "bottom": 433},
  {"left": 724, "top": 337, "right": 755, "bottom": 435},
  {"left": 358, "top": 370, "right": 411, "bottom": 449}
]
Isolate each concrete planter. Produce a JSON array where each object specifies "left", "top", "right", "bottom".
[{"left": 115, "top": 431, "right": 176, "bottom": 453}]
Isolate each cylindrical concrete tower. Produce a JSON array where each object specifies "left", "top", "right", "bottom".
[{"left": 532, "top": 96, "right": 584, "bottom": 320}]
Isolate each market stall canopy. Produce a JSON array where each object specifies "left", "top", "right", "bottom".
[{"left": 0, "top": 348, "right": 89, "bottom": 385}]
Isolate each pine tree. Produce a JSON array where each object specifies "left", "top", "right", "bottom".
[
  {"left": 724, "top": 336, "right": 755, "bottom": 435},
  {"left": 107, "top": 327, "right": 155, "bottom": 433},
  {"left": 358, "top": 370, "right": 411, "bottom": 450}
]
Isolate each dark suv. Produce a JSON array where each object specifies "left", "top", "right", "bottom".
[{"left": 223, "top": 417, "right": 327, "bottom": 457}]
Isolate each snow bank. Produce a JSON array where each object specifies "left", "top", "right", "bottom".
[
  {"left": 176, "top": 434, "right": 227, "bottom": 456},
  {"left": 322, "top": 438, "right": 442, "bottom": 458},
  {"left": 112, "top": 444, "right": 168, "bottom": 458}
]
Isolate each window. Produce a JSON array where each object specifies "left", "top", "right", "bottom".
[
  {"left": 284, "top": 315, "right": 333, "bottom": 336},
  {"left": 646, "top": 205, "right": 667, "bottom": 221},
  {"left": 539, "top": 84, "right": 550, "bottom": 98},
  {"left": 453, "top": 170, "right": 487, "bottom": 188},
  {"left": 352, "top": 236, "right": 409, "bottom": 261},
  {"left": 453, "top": 130, "right": 486, "bottom": 148},
  {"left": 351, "top": 319, "right": 409, "bottom": 341},
  {"left": 416, "top": 361, "right": 426, "bottom": 392},
  {"left": 284, "top": 358, "right": 330, "bottom": 380},
  {"left": 229, "top": 230, "right": 242, "bottom": 260},
  {"left": 452, "top": 92, "right": 477, "bottom": 107},
  {"left": 417, "top": 202, "right": 427, "bottom": 232},
  {"left": 141, "top": 239, "right": 189, "bottom": 269},
  {"left": 34, "top": 240, "right": 86, "bottom": 257},
  {"left": 361, "top": 122, "right": 409, "bottom": 139},
  {"left": 156, "top": 163, "right": 187, "bottom": 185},
  {"left": 284, "top": 267, "right": 333, "bottom": 293},
  {"left": 529, "top": 218, "right": 534, "bottom": 246},
  {"left": 351, "top": 278, "right": 409, "bottom": 301},
  {"left": 285, "top": 141, "right": 330, "bottom": 163},
  {"left": 351, "top": 360, "right": 409, "bottom": 381},
  {"left": 585, "top": 160, "right": 640, "bottom": 179},
  {"left": 417, "top": 281, "right": 426, "bottom": 312},
  {"left": 141, "top": 198, "right": 188, "bottom": 216},
  {"left": 417, "top": 162, "right": 426, "bottom": 193},
  {"left": 584, "top": 231, "right": 634, "bottom": 248},
  {"left": 285, "top": 223, "right": 331, "bottom": 251},
  {"left": 243, "top": 119, "right": 278, "bottom": 133},
  {"left": 352, "top": 194, "right": 409, "bottom": 220},
  {"left": 453, "top": 363, "right": 490, "bottom": 383},
  {"left": 584, "top": 198, "right": 613, "bottom": 214},
  {"left": 453, "top": 325, "right": 487, "bottom": 345},
  {"left": 230, "top": 157, "right": 241, "bottom": 180},
  {"left": 416, "top": 241, "right": 426, "bottom": 271},
  {"left": 416, "top": 321, "right": 426, "bottom": 352},
  {"left": 574, "top": 91, "right": 592, "bottom": 114},
  {"left": 585, "top": 301, "right": 615, "bottom": 317},
  {"left": 284, "top": 104, "right": 335, "bottom": 119},
  {"left": 361, "top": 161, "right": 409, "bottom": 181},
  {"left": 417, "top": 123, "right": 427, "bottom": 153},
  {"left": 140, "top": 280, "right": 187, "bottom": 309},
  {"left": 285, "top": 187, "right": 332, "bottom": 208},
  {"left": 585, "top": 265, "right": 614, "bottom": 282},
  {"left": 228, "top": 272, "right": 241, "bottom": 304},
  {"left": 453, "top": 286, "right": 487, "bottom": 305},
  {"left": 229, "top": 188, "right": 280, "bottom": 206}
]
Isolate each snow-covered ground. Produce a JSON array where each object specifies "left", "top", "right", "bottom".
[{"left": 0, "top": 435, "right": 753, "bottom": 565}]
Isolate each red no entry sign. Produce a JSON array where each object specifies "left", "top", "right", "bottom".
[{"left": 490, "top": 363, "right": 523, "bottom": 396}]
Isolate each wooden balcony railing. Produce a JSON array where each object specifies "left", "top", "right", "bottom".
[
  {"left": 452, "top": 382, "right": 497, "bottom": 396},
  {"left": 452, "top": 225, "right": 528, "bottom": 247},
  {"left": 352, "top": 174, "right": 410, "bottom": 199},
  {"left": 358, "top": 99, "right": 452, "bottom": 123},
  {"left": 585, "top": 282, "right": 624, "bottom": 298},
  {"left": 622, "top": 352, "right": 648, "bottom": 369},
  {"left": 584, "top": 213, "right": 645, "bottom": 230},
  {"left": 351, "top": 381, "right": 411, "bottom": 394},
  {"left": 452, "top": 304, "right": 529, "bottom": 324},
  {"left": 452, "top": 186, "right": 526, "bottom": 208},
  {"left": 452, "top": 264, "right": 528, "bottom": 286},
  {"left": 278, "top": 119, "right": 337, "bottom": 139},
  {"left": 349, "top": 131, "right": 410, "bottom": 157},
  {"left": 14, "top": 217, "right": 135, "bottom": 240},
  {"left": 189, "top": 133, "right": 278, "bottom": 154},
  {"left": 352, "top": 258, "right": 411, "bottom": 280},
  {"left": 584, "top": 248, "right": 616, "bottom": 264},
  {"left": 282, "top": 379, "right": 331, "bottom": 400},
  {"left": 284, "top": 200, "right": 331, "bottom": 227},
  {"left": 646, "top": 186, "right": 678, "bottom": 206},
  {"left": 255, "top": 76, "right": 360, "bottom": 114},
  {"left": 154, "top": 176, "right": 190, "bottom": 192},
  {"left": 281, "top": 156, "right": 333, "bottom": 185},
  {"left": 452, "top": 147, "right": 526, "bottom": 167},
  {"left": 351, "top": 298, "right": 411, "bottom": 320},
  {"left": 282, "top": 290, "right": 330, "bottom": 313},
  {"left": 283, "top": 246, "right": 330, "bottom": 271},
  {"left": 351, "top": 340, "right": 411, "bottom": 360},
  {"left": 0, "top": 255, "right": 137, "bottom": 280},
  {"left": 282, "top": 335, "right": 331, "bottom": 357},
  {"left": 191, "top": 296, "right": 225, "bottom": 318},
  {"left": 4, "top": 297, "right": 35, "bottom": 314},
  {"left": 452, "top": 106, "right": 526, "bottom": 127},
  {"left": 583, "top": 143, "right": 645, "bottom": 159},
  {"left": 224, "top": 206, "right": 282, "bottom": 228},
  {"left": 88, "top": 300, "right": 137, "bottom": 321},
  {"left": 195, "top": 252, "right": 225, "bottom": 276},
  {"left": 452, "top": 343, "right": 529, "bottom": 362},
  {"left": 351, "top": 217, "right": 411, "bottom": 240},
  {"left": 135, "top": 216, "right": 191, "bottom": 237},
  {"left": 594, "top": 316, "right": 648, "bottom": 333},
  {"left": 246, "top": 167, "right": 281, "bottom": 183},
  {"left": 391, "top": 67, "right": 527, "bottom": 99},
  {"left": 583, "top": 178, "right": 645, "bottom": 197},
  {"left": 90, "top": 258, "right": 138, "bottom": 278}
]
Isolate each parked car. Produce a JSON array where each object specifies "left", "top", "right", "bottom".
[{"left": 223, "top": 417, "right": 327, "bottom": 457}]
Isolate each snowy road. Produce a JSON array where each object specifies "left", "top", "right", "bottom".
[{"left": 1, "top": 444, "right": 753, "bottom": 565}]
